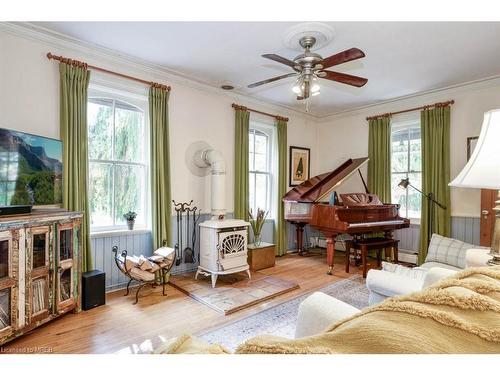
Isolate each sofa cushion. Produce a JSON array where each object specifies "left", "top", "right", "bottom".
[
  {"left": 418, "top": 261, "right": 462, "bottom": 271},
  {"left": 421, "top": 267, "right": 458, "bottom": 289},
  {"left": 425, "top": 234, "right": 488, "bottom": 269},
  {"left": 366, "top": 268, "right": 425, "bottom": 299}
]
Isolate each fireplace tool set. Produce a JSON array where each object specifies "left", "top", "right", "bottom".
[{"left": 173, "top": 200, "right": 201, "bottom": 266}]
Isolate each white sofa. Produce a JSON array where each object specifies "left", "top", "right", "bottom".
[
  {"left": 365, "top": 234, "right": 490, "bottom": 305},
  {"left": 296, "top": 266, "right": 460, "bottom": 338},
  {"left": 365, "top": 265, "right": 456, "bottom": 305}
]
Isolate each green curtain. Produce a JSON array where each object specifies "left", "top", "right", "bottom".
[
  {"left": 149, "top": 87, "right": 172, "bottom": 249},
  {"left": 419, "top": 106, "right": 451, "bottom": 264},
  {"left": 275, "top": 118, "right": 288, "bottom": 256},
  {"left": 367, "top": 116, "right": 392, "bottom": 203},
  {"left": 234, "top": 108, "right": 250, "bottom": 220},
  {"left": 59, "top": 62, "right": 92, "bottom": 272}
]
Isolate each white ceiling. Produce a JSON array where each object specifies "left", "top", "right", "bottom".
[{"left": 33, "top": 22, "right": 500, "bottom": 117}]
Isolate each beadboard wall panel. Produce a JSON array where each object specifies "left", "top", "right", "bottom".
[
  {"left": 452, "top": 217, "right": 481, "bottom": 245},
  {"left": 393, "top": 216, "right": 480, "bottom": 255},
  {"left": 92, "top": 215, "right": 481, "bottom": 291},
  {"left": 91, "top": 231, "right": 153, "bottom": 291},
  {"left": 393, "top": 224, "right": 420, "bottom": 254},
  {"left": 94, "top": 212, "right": 277, "bottom": 291},
  {"left": 285, "top": 216, "right": 481, "bottom": 255}
]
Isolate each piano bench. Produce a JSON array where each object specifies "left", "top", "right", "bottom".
[{"left": 345, "top": 238, "right": 400, "bottom": 278}]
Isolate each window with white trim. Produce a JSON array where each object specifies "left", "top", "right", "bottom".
[
  {"left": 87, "top": 94, "right": 149, "bottom": 231},
  {"left": 390, "top": 117, "right": 422, "bottom": 219},
  {"left": 248, "top": 123, "right": 275, "bottom": 218}
]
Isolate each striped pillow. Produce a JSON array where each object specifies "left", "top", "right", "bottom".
[
  {"left": 381, "top": 261, "right": 428, "bottom": 281},
  {"left": 425, "top": 234, "right": 488, "bottom": 269}
]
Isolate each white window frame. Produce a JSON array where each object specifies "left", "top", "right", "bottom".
[
  {"left": 249, "top": 121, "right": 276, "bottom": 219},
  {"left": 391, "top": 114, "right": 422, "bottom": 220},
  {"left": 87, "top": 86, "right": 150, "bottom": 233}
]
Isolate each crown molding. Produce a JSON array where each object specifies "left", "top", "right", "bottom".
[
  {"left": 0, "top": 22, "right": 317, "bottom": 122},
  {"left": 317, "top": 74, "right": 500, "bottom": 122},
  {"left": 3, "top": 22, "right": 500, "bottom": 123}
]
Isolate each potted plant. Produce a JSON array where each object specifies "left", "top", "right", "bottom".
[
  {"left": 123, "top": 211, "right": 137, "bottom": 230},
  {"left": 248, "top": 208, "right": 268, "bottom": 247}
]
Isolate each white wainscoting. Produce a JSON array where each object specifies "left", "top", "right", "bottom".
[
  {"left": 394, "top": 216, "right": 481, "bottom": 255},
  {"left": 92, "top": 215, "right": 481, "bottom": 291},
  {"left": 92, "top": 212, "right": 278, "bottom": 291},
  {"left": 286, "top": 216, "right": 481, "bottom": 259}
]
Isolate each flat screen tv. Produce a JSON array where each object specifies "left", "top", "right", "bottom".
[{"left": 0, "top": 127, "right": 62, "bottom": 208}]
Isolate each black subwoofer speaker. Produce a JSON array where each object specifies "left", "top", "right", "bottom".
[{"left": 82, "top": 270, "right": 106, "bottom": 310}]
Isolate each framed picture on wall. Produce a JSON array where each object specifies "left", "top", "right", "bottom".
[
  {"left": 289, "top": 146, "right": 310, "bottom": 186},
  {"left": 467, "top": 136, "right": 479, "bottom": 161}
]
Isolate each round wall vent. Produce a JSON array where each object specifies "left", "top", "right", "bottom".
[{"left": 283, "top": 22, "right": 335, "bottom": 51}]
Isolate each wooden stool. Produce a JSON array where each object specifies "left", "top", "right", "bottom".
[{"left": 345, "top": 237, "right": 399, "bottom": 278}]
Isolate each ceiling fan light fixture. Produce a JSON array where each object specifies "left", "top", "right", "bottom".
[
  {"left": 248, "top": 34, "right": 367, "bottom": 112},
  {"left": 310, "top": 76, "right": 320, "bottom": 94},
  {"left": 292, "top": 76, "right": 305, "bottom": 95}
]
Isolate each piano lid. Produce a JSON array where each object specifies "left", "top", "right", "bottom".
[{"left": 283, "top": 157, "right": 369, "bottom": 203}]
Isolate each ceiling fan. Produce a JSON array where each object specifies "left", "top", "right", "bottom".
[{"left": 248, "top": 36, "right": 368, "bottom": 101}]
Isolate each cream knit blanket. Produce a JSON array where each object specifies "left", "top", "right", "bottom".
[
  {"left": 237, "top": 266, "right": 500, "bottom": 353},
  {"left": 156, "top": 266, "right": 500, "bottom": 354}
]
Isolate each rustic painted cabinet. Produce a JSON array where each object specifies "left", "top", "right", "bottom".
[{"left": 0, "top": 209, "right": 82, "bottom": 346}]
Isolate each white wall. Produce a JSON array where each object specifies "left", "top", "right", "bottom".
[
  {"left": 0, "top": 30, "right": 318, "bottom": 215},
  {"left": 317, "top": 79, "right": 500, "bottom": 217}
]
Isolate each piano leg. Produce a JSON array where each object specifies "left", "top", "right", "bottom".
[
  {"left": 326, "top": 236, "right": 336, "bottom": 275},
  {"left": 294, "top": 222, "right": 308, "bottom": 256}
]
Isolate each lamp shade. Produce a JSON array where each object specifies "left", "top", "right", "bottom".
[
  {"left": 449, "top": 109, "right": 500, "bottom": 189},
  {"left": 398, "top": 178, "right": 410, "bottom": 189}
]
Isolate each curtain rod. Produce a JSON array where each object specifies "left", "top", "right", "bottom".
[
  {"left": 366, "top": 100, "right": 454, "bottom": 121},
  {"left": 232, "top": 103, "right": 289, "bottom": 122},
  {"left": 47, "top": 52, "right": 171, "bottom": 91}
]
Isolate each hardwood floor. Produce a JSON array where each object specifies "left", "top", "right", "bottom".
[{"left": 1, "top": 252, "right": 374, "bottom": 354}]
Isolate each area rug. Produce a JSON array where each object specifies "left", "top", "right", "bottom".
[
  {"left": 197, "top": 275, "right": 368, "bottom": 351},
  {"left": 169, "top": 272, "right": 300, "bottom": 315}
]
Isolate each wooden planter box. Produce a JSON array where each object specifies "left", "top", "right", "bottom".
[{"left": 247, "top": 242, "right": 276, "bottom": 271}]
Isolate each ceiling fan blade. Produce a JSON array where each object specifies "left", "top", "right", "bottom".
[
  {"left": 320, "top": 48, "right": 365, "bottom": 69},
  {"left": 262, "top": 54, "right": 298, "bottom": 68},
  {"left": 320, "top": 70, "right": 368, "bottom": 87},
  {"left": 248, "top": 73, "right": 298, "bottom": 88}
]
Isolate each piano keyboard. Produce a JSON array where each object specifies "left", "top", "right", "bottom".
[{"left": 348, "top": 220, "right": 406, "bottom": 228}]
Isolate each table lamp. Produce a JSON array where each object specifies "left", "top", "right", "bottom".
[{"left": 449, "top": 109, "right": 500, "bottom": 265}]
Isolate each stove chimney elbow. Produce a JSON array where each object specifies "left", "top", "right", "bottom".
[{"left": 198, "top": 149, "right": 226, "bottom": 218}]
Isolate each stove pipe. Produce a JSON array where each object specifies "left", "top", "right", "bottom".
[{"left": 194, "top": 148, "right": 226, "bottom": 218}]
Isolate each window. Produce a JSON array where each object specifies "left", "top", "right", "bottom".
[
  {"left": 390, "top": 118, "right": 422, "bottom": 219},
  {"left": 87, "top": 95, "right": 148, "bottom": 231},
  {"left": 249, "top": 124, "right": 275, "bottom": 217}
]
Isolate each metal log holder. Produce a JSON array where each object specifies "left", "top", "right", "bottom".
[
  {"left": 112, "top": 243, "right": 175, "bottom": 305},
  {"left": 172, "top": 200, "right": 201, "bottom": 265}
]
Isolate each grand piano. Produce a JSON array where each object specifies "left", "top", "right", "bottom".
[{"left": 283, "top": 157, "right": 410, "bottom": 274}]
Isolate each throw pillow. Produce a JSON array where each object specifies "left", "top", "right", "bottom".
[{"left": 425, "top": 233, "right": 489, "bottom": 269}]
